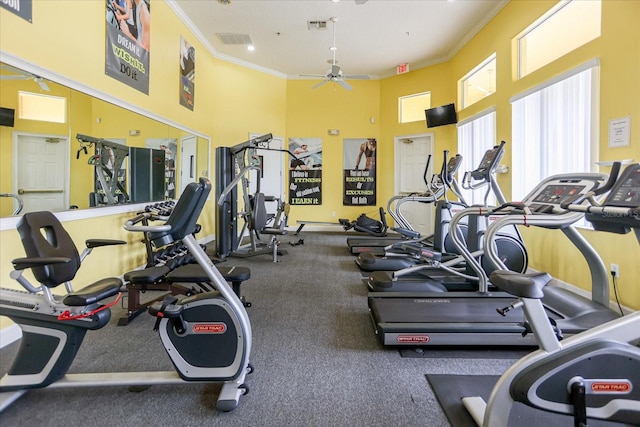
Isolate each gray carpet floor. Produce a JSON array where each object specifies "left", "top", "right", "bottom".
[{"left": 0, "top": 231, "right": 518, "bottom": 427}]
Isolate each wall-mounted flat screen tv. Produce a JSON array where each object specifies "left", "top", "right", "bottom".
[
  {"left": 425, "top": 103, "right": 457, "bottom": 128},
  {"left": 0, "top": 107, "right": 15, "bottom": 127}
]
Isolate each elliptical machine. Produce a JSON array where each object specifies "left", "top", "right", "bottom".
[
  {"left": 0, "top": 178, "right": 253, "bottom": 412},
  {"left": 462, "top": 162, "right": 640, "bottom": 426}
]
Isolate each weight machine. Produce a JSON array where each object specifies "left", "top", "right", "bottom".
[
  {"left": 215, "top": 134, "right": 296, "bottom": 261},
  {"left": 76, "top": 133, "right": 130, "bottom": 206}
]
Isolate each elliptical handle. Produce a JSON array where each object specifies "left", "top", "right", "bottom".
[{"left": 423, "top": 154, "right": 432, "bottom": 188}]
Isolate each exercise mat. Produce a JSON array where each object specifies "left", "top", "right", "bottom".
[{"left": 425, "top": 374, "right": 635, "bottom": 427}]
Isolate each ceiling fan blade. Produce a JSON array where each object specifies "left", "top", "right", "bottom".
[
  {"left": 337, "top": 79, "right": 352, "bottom": 90},
  {"left": 0, "top": 64, "right": 28, "bottom": 74},
  {"left": 312, "top": 80, "right": 330, "bottom": 89},
  {"left": 299, "top": 74, "right": 328, "bottom": 78},
  {"left": 0, "top": 75, "right": 30, "bottom": 80},
  {"left": 35, "top": 78, "right": 51, "bottom": 92},
  {"left": 342, "top": 74, "right": 370, "bottom": 80}
]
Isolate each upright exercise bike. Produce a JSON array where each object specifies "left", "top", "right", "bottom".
[
  {"left": 462, "top": 162, "right": 640, "bottom": 426},
  {"left": 0, "top": 177, "right": 253, "bottom": 412}
]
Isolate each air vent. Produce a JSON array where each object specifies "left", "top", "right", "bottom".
[
  {"left": 216, "top": 33, "right": 253, "bottom": 45},
  {"left": 307, "top": 20, "right": 328, "bottom": 30}
]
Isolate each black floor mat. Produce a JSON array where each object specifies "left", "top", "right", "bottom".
[{"left": 426, "top": 374, "right": 636, "bottom": 427}]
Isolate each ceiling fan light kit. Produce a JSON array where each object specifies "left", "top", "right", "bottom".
[{"left": 302, "top": 16, "right": 369, "bottom": 90}]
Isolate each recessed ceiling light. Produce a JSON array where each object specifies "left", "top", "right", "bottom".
[
  {"left": 331, "top": 0, "right": 341, "bottom": 3},
  {"left": 247, "top": 45, "right": 255, "bottom": 52}
]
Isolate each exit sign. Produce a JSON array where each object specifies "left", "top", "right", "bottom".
[{"left": 397, "top": 63, "right": 409, "bottom": 74}]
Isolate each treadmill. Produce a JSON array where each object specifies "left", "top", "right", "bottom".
[
  {"left": 355, "top": 151, "right": 465, "bottom": 270},
  {"left": 368, "top": 169, "right": 623, "bottom": 347}
]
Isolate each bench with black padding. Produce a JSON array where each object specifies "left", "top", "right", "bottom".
[{"left": 119, "top": 261, "right": 252, "bottom": 325}]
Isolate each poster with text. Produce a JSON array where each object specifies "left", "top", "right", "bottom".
[
  {"left": 105, "top": 0, "right": 151, "bottom": 94},
  {"left": 343, "top": 138, "right": 377, "bottom": 206},
  {"left": 288, "top": 137, "right": 322, "bottom": 205},
  {"left": 0, "top": 0, "right": 32, "bottom": 22},
  {"left": 179, "top": 36, "right": 195, "bottom": 110}
]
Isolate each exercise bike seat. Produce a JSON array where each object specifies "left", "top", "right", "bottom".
[
  {"left": 124, "top": 265, "right": 171, "bottom": 285},
  {"left": 489, "top": 270, "right": 552, "bottom": 299},
  {"left": 62, "top": 278, "right": 122, "bottom": 306}
]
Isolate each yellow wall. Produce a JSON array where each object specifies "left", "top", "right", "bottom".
[
  {"left": 284, "top": 79, "right": 380, "bottom": 222},
  {"left": 0, "top": 0, "right": 638, "bottom": 332},
  {"left": 0, "top": 0, "right": 287, "bottom": 331},
  {"left": 379, "top": 61, "right": 458, "bottom": 186}
]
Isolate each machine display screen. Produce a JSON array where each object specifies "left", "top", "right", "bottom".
[
  {"left": 532, "top": 184, "right": 587, "bottom": 205},
  {"left": 605, "top": 165, "right": 640, "bottom": 207}
]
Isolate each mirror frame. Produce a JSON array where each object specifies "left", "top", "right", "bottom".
[{"left": 0, "top": 50, "right": 211, "bottom": 231}]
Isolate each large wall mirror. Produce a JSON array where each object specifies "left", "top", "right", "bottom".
[{"left": 0, "top": 60, "right": 210, "bottom": 221}]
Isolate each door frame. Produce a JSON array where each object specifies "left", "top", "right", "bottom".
[
  {"left": 393, "top": 132, "right": 434, "bottom": 195},
  {"left": 179, "top": 134, "right": 197, "bottom": 197},
  {"left": 12, "top": 130, "right": 70, "bottom": 212}
]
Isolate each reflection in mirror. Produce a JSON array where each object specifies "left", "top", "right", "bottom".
[{"left": 0, "top": 62, "right": 210, "bottom": 218}]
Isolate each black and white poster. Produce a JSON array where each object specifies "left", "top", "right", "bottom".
[
  {"left": 105, "top": 0, "right": 151, "bottom": 94},
  {"left": 179, "top": 36, "right": 195, "bottom": 110},
  {"left": 0, "top": 0, "right": 32, "bottom": 22},
  {"left": 343, "top": 138, "right": 377, "bottom": 206},
  {"left": 288, "top": 137, "right": 322, "bottom": 205}
]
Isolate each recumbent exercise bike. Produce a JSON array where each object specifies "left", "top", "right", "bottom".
[{"left": 0, "top": 177, "right": 253, "bottom": 412}]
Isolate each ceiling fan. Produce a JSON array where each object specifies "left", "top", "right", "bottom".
[
  {"left": 0, "top": 64, "right": 51, "bottom": 91},
  {"left": 302, "top": 17, "right": 369, "bottom": 90}
]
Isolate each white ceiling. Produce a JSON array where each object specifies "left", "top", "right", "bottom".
[{"left": 170, "top": 0, "right": 508, "bottom": 80}]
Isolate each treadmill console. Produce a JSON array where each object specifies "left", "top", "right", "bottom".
[
  {"left": 469, "top": 142, "right": 505, "bottom": 180},
  {"left": 447, "top": 154, "right": 463, "bottom": 174},
  {"left": 602, "top": 163, "right": 640, "bottom": 207},
  {"left": 586, "top": 163, "right": 640, "bottom": 235},
  {"left": 521, "top": 176, "right": 604, "bottom": 215}
]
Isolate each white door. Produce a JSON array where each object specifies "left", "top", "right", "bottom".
[
  {"left": 249, "top": 134, "right": 285, "bottom": 216},
  {"left": 179, "top": 134, "right": 197, "bottom": 196},
  {"left": 394, "top": 134, "right": 434, "bottom": 237},
  {"left": 14, "top": 133, "right": 68, "bottom": 214}
]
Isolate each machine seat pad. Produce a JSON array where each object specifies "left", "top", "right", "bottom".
[
  {"left": 62, "top": 277, "right": 123, "bottom": 306},
  {"left": 260, "top": 228, "right": 288, "bottom": 236},
  {"left": 124, "top": 266, "right": 171, "bottom": 284},
  {"left": 489, "top": 270, "right": 552, "bottom": 299},
  {"left": 166, "top": 263, "right": 251, "bottom": 283}
]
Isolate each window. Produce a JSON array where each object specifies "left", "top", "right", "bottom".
[
  {"left": 460, "top": 54, "right": 496, "bottom": 109},
  {"left": 457, "top": 109, "right": 496, "bottom": 206},
  {"left": 511, "top": 62, "right": 599, "bottom": 202},
  {"left": 399, "top": 92, "right": 431, "bottom": 124},
  {"left": 18, "top": 91, "right": 67, "bottom": 123},
  {"left": 516, "top": 0, "right": 601, "bottom": 78}
]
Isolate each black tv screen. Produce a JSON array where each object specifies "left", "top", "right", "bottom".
[
  {"left": 0, "top": 107, "right": 15, "bottom": 127},
  {"left": 425, "top": 103, "right": 457, "bottom": 128}
]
